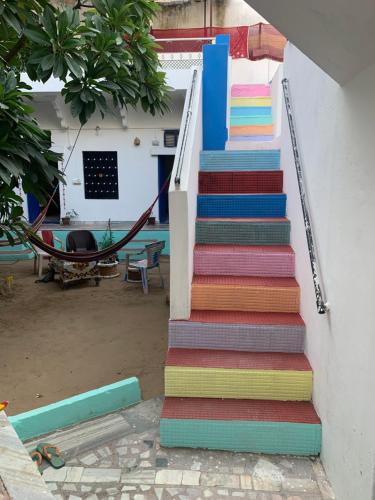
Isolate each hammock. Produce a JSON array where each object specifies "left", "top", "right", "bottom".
[
  {"left": 27, "top": 206, "right": 153, "bottom": 263},
  {"left": 2, "top": 174, "right": 170, "bottom": 262}
]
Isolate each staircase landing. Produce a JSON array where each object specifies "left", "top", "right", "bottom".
[{"left": 24, "top": 397, "right": 335, "bottom": 499}]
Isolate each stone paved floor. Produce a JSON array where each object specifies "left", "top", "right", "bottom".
[{"left": 28, "top": 398, "right": 335, "bottom": 500}]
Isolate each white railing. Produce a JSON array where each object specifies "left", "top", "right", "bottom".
[
  {"left": 159, "top": 53, "right": 203, "bottom": 70},
  {"left": 156, "top": 37, "right": 214, "bottom": 69},
  {"left": 169, "top": 68, "right": 202, "bottom": 319}
]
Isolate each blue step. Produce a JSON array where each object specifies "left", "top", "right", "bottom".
[
  {"left": 197, "top": 194, "right": 287, "bottom": 218},
  {"left": 200, "top": 150, "right": 280, "bottom": 171},
  {"left": 231, "top": 106, "right": 272, "bottom": 116}
]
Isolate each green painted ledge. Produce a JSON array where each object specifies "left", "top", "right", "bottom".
[{"left": 9, "top": 377, "right": 141, "bottom": 442}]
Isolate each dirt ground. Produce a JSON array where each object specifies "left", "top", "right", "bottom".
[{"left": 0, "top": 258, "right": 170, "bottom": 416}]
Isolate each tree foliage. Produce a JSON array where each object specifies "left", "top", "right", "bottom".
[{"left": 0, "top": 0, "right": 168, "bottom": 241}]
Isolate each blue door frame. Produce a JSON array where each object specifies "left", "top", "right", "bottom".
[
  {"left": 158, "top": 155, "right": 174, "bottom": 224},
  {"left": 27, "top": 193, "right": 41, "bottom": 223}
]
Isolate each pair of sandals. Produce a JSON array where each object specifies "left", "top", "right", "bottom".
[{"left": 31, "top": 442, "right": 65, "bottom": 473}]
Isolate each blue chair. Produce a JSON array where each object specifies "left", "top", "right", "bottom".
[{"left": 124, "top": 241, "right": 165, "bottom": 294}]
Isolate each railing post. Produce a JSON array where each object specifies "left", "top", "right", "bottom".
[{"left": 202, "top": 35, "right": 229, "bottom": 150}]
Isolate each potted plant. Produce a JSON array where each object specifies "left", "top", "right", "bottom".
[
  {"left": 61, "top": 209, "right": 78, "bottom": 226},
  {"left": 97, "top": 219, "right": 119, "bottom": 278}
]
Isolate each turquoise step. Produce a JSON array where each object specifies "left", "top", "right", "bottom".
[
  {"left": 230, "top": 115, "right": 273, "bottom": 126},
  {"left": 195, "top": 218, "right": 291, "bottom": 245},
  {"left": 231, "top": 106, "right": 272, "bottom": 116},
  {"left": 197, "top": 194, "right": 286, "bottom": 218},
  {"left": 200, "top": 150, "right": 280, "bottom": 171},
  {"left": 161, "top": 398, "right": 321, "bottom": 455}
]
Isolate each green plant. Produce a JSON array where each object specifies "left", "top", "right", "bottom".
[
  {"left": 99, "top": 218, "right": 117, "bottom": 262},
  {"left": 65, "top": 209, "right": 78, "bottom": 218},
  {"left": 0, "top": 0, "right": 169, "bottom": 242}
]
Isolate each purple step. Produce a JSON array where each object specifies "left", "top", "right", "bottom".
[
  {"left": 169, "top": 311, "right": 305, "bottom": 353},
  {"left": 194, "top": 244, "right": 295, "bottom": 277},
  {"left": 230, "top": 135, "right": 275, "bottom": 141}
]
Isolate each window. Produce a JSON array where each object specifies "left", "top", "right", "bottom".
[
  {"left": 164, "top": 129, "right": 179, "bottom": 148},
  {"left": 83, "top": 151, "right": 119, "bottom": 200}
]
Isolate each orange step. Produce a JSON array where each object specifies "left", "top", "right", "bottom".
[{"left": 191, "top": 275, "right": 300, "bottom": 313}]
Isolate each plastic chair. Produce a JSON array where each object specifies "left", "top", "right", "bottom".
[
  {"left": 53, "top": 230, "right": 100, "bottom": 288},
  {"left": 124, "top": 241, "right": 165, "bottom": 294},
  {"left": 33, "top": 230, "right": 63, "bottom": 278},
  {"left": 66, "top": 230, "right": 98, "bottom": 252}
]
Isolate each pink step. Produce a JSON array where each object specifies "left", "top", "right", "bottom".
[
  {"left": 194, "top": 244, "right": 295, "bottom": 277},
  {"left": 231, "top": 84, "right": 271, "bottom": 98}
]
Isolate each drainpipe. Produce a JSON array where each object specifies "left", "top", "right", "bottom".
[
  {"left": 203, "top": 0, "right": 207, "bottom": 32},
  {"left": 209, "top": 0, "right": 213, "bottom": 35}
]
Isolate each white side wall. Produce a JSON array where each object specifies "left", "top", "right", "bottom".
[
  {"left": 32, "top": 94, "right": 185, "bottom": 222},
  {"left": 271, "top": 64, "right": 283, "bottom": 138},
  {"left": 169, "top": 69, "right": 202, "bottom": 319},
  {"left": 281, "top": 43, "right": 375, "bottom": 500}
]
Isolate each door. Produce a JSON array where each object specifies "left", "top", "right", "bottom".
[
  {"left": 27, "top": 193, "right": 40, "bottom": 224},
  {"left": 158, "top": 155, "right": 174, "bottom": 224},
  {"left": 27, "top": 164, "right": 61, "bottom": 224}
]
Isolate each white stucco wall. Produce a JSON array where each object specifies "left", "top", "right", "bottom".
[
  {"left": 231, "top": 58, "right": 280, "bottom": 85},
  {"left": 31, "top": 93, "right": 185, "bottom": 222},
  {"left": 281, "top": 43, "right": 375, "bottom": 500}
]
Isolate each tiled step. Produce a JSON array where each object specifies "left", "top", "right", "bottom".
[
  {"left": 229, "top": 135, "right": 274, "bottom": 142},
  {"left": 231, "top": 84, "right": 271, "bottom": 97},
  {"left": 230, "top": 124, "right": 273, "bottom": 137},
  {"left": 231, "top": 97, "right": 272, "bottom": 107},
  {"left": 191, "top": 275, "right": 300, "bottom": 313},
  {"left": 160, "top": 397, "right": 321, "bottom": 455},
  {"left": 200, "top": 150, "right": 280, "bottom": 171},
  {"left": 194, "top": 244, "right": 295, "bottom": 277},
  {"left": 197, "top": 194, "right": 286, "bottom": 218},
  {"left": 164, "top": 349, "right": 312, "bottom": 400},
  {"left": 195, "top": 217, "right": 291, "bottom": 245},
  {"left": 226, "top": 137, "right": 281, "bottom": 151},
  {"left": 169, "top": 310, "right": 305, "bottom": 352},
  {"left": 199, "top": 171, "right": 283, "bottom": 194},
  {"left": 230, "top": 106, "right": 272, "bottom": 116},
  {"left": 230, "top": 115, "right": 273, "bottom": 126}
]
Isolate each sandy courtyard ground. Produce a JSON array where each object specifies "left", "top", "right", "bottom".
[{"left": 0, "top": 258, "right": 169, "bottom": 415}]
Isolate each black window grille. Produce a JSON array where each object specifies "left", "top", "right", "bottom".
[
  {"left": 164, "top": 129, "right": 179, "bottom": 148},
  {"left": 83, "top": 151, "right": 119, "bottom": 200}
]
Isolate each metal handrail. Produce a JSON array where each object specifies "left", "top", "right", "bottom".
[
  {"left": 174, "top": 68, "right": 198, "bottom": 186},
  {"left": 282, "top": 78, "right": 329, "bottom": 314}
]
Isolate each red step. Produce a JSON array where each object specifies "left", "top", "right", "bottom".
[
  {"left": 162, "top": 397, "right": 320, "bottom": 424},
  {"left": 188, "top": 310, "right": 304, "bottom": 325},
  {"left": 166, "top": 348, "right": 312, "bottom": 371},
  {"left": 199, "top": 171, "right": 283, "bottom": 194}
]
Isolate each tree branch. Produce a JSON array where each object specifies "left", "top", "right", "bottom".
[
  {"left": 4, "top": 35, "right": 26, "bottom": 65},
  {"left": 73, "top": 0, "right": 94, "bottom": 9}
]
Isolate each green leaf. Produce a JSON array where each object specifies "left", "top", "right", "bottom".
[
  {"left": 42, "top": 6, "right": 57, "bottom": 39},
  {"left": 41, "top": 54, "right": 55, "bottom": 71},
  {"left": 24, "top": 27, "right": 51, "bottom": 46}
]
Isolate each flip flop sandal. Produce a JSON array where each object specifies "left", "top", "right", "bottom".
[
  {"left": 30, "top": 450, "right": 43, "bottom": 474},
  {"left": 36, "top": 442, "right": 65, "bottom": 469}
]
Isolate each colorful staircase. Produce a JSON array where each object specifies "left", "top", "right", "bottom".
[
  {"left": 161, "top": 83, "right": 321, "bottom": 456},
  {"left": 230, "top": 84, "right": 274, "bottom": 142}
]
